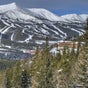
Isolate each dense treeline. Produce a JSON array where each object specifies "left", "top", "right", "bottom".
[
  {"left": 5, "top": 19, "right": 88, "bottom": 88},
  {"left": 0, "top": 59, "right": 17, "bottom": 70},
  {"left": 0, "top": 59, "right": 17, "bottom": 88}
]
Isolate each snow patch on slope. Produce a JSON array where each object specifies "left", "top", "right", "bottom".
[
  {"left": 4, "top": 10, "right": 36, "bottom": 21},
  {"left": 11, "top": 33, "right": 14, "bottom": 41},
  {"left": 61, "top": 14, "right": 84, "bottom": 22},
  {"left": 0, "top": 2, "right": 17, "bottom": 13},
  {"left": 80, "top": 14, "right": 88, "bottom": 22},
  {"left": 28, "top": 8, "right": 66, "bottom": 21}
]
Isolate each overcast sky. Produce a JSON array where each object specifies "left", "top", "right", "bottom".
[{"left": 0, "top": 0, "right": 88, "bottom": 15}]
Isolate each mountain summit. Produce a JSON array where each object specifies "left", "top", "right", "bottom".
[
  {"left": 28, "top": 8, "right": 66, "bottom": 21},
  {"left": 62, "top": 14, "right": 88, "bottom": 22},
  {"left": 0, "top": 3, "right": 17, "bottom": 13}
]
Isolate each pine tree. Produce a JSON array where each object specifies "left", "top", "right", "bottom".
[
  {"left": 55, "top": 44, "right": 78, "bottom": 88},
  {"left": 6, "top": 68, "right": 13, "bottom": 88},
  {"left": 71, "top": 46, "right": 88, "bottom": 88},
  {"left": 53, "top": 47, "right": 67, "bottom": 88},
  {"left": 21, "top": 70, "right": 31, "bottom": 88},
  {"left": 11, "top": 61, "right": 22, "bottom": 88},
  {"left": 30, "top": 37, "right": 54, "bottom": 88},
  {"left": 82, "top": 18, "right": 88, "bottom": 45},
  {"left": 38, "top": 37, "right": 54, "bottom": 88},
  {"left": 71, "top": 19, "right": 88, "bottom": 88}
]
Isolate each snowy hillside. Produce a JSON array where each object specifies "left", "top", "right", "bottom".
[
  {"left": 61, "top": 14, "right": 88, "bottom": 22},
  {"left": 0, "top": 3, "right": 88, "bottom": 59},
  {"left": 0, "top": 3, "right": 17, "bottom": 13},
  {"left": 28, "top": 8, "right": 66, "bottom": 21}
]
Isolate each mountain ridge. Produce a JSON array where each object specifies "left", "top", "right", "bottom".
[
  {"left": 0, "top": 2, "right": 17, "bottom": 13},
  {"left": 0, "top": 2, "right": 88, "bottom": 59},
  {"left": 0, "top": 3, "right": 88, "bottom": 22}
]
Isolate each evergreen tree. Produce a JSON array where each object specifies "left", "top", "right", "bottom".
[
  {"left": 71, "top": 46, "right": 88, "bottom": 88},
  {"left": 56, "top": 44, "right": 77, "bottom": 88},
  {"left": 44, "top": 37, "right": 54, "bottom": 88},
  {"left": 6, "top": 68, "right": 13, "bottom": 88},
  {"left": 71, "top": 19, "right": 88, "bottom": 88},
  {"left": 21, "top": 69, "right": 31, "bottom": 88},
  {"left": 38, "top": 37, "right": 54, "bottom": 88},
  {"left": 11, "top": 61, "right": 22, "bottom": 88},
  {"left": 82, "top": 18, "right": 88, "bottom": 45},
  {"left": 30, "top": 37, "right": 54, "bottom": 88}
]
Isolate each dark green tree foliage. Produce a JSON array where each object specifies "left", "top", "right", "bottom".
[
  {"left": 70, "top": 20, "right": 88, "bottom": 87},
  {"left": 11, "top": 61, "right": 22, "bottom": 88},
  {"left": 71, "top": 46, "right": 88, "bottom": 87},
  {"left": 55, "top": 42, "right": 78, "bottom": 88},
  {"left": 30, "top": 37, "right": 54, "bottom": 88},
  {"left": 6, "top": 69, "right": 13, "bottom": 88},
  {"left": 21, "top": 70, "right": 31, "bottom": 88},
  {"left": 81, "top": 18, "right": 88, "bottom": 45},
  {"left": 57, "top": 47, "right": 71, "bottom": 88},
  {"left": 6, "top": 76, "right": 12, "bottom": 88},
  {"left": 38, "top": 37, "right": 54, "bottom": 88},
  {"left": 5, "top": 61, "right": 21, "bottom": 88},
  {"left": 6, "top": 61, "right": 22, "bottom": 88}
]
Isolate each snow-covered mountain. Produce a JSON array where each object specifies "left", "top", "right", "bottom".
[
  {"left": 61, "top": 14, "right": 88, "bottom": 22},
  {"left": 0, "top": 3, "right": 88, "bottom": 59},
  {"left": 28, "top": 8, "right": 66, "bottom": 22},
  {"left": 0, "top": 3, "right": 17, "bottom": 13}
]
